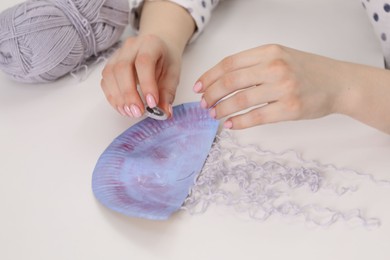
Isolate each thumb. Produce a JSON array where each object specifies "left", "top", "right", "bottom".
[{"left": 157, "top": 71, "right": 179, "bottom": 118}]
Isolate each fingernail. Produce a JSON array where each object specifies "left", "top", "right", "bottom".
[
  {"left": 169, "top": 104, "right": 173, "bottom": 117},
  {"left": 117, "top": 106, "right": 127, "bottom": 117},
  {"left": 124, "top": 105, "right": 134, "bottom": 117},
  {"left": 200, "top": 98, "right": 208, "bottom": 109},
  {"left": 193, "top": 81, "right": 202, "bottom": 93},
  {"left": 146, "top": 94, "right": 157, "bottom": 108},
  {"left": 224, "top": 120, "right": 233, "bottom": 129},
  {"left": 209, "top": 108, "right": 216, "bottom": 119},
  {"left": 130, "top": 104, "right": 142, "bottom": 118}
]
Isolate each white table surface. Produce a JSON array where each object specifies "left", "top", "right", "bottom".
[{"left": 1, "top": 0, "right": 390, "bottom": 259}]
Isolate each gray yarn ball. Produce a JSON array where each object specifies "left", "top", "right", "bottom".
[{"left": 0, "top": 0, "right": 129, "bottom": 83}]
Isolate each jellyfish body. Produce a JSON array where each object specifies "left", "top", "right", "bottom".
[{"left": 92, "top": 102, "right": 219, "bottom": 220}]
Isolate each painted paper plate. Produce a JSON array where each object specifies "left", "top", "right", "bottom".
[{"left": 92, "top": 102, "right": 219, "bottom": 220}]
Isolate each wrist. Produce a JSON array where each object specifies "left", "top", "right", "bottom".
[
  {"left": 139, "top": 1, "right": 195, "bottom": 53},
  {"left": 329, "top": 61, "right": 360, "bottom": 116},
  {"left": 332, "top": 61, "right": 390, "bottom": 133}
]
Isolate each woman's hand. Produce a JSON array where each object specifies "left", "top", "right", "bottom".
[
  {"left": 101, "top": 34, "right": 181, "bottom": 118},
  {"left": 100, "top": 0, "right": 195, "bottom": 118},
  {"left": 194, "top": 44, "right": 352, "bottom": 129}
]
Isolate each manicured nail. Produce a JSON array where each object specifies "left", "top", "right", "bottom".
[
  {"left": 193, "top": 81, "right": 202, "bottom": 93},
  {"left": 124, "top": 105, "right": 134, "bottom": 117},
  {"left": 130, "top": 104, "right": 142, "bottom": 118},
  {"left": 146, "top": 94, "right": 157, "bottom": 108},
  {"left": 169, "top": 104, "right": 173, "bottom": 117},
  {"left": 117, "top": 106, "right": 127, "bottom": 116},
  {"left": 209, "top": 108, "right": 216, "bottom": 119},
  {"left": 200, "top": 98, "right": 208, "bottom": 109},
  {"left": 224, "top": 120, "right": 233, "bottom": 129}
]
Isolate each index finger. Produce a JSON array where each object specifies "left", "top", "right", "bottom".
[
  {"left": 194, "top": 44, "right": 287, "bottom": 93},
  {"left": 194, "top": 47, "right": 265, "bottom": 93},
  {"left": 135, "top": 41, "right": 164, "bottom": 108}
]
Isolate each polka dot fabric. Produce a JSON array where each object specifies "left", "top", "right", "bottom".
[
  {"left": 362, "top": 0, "right": 390, "bottom": 67},
  {"left": 128, "top": 0, "right": 221, "bottom": 42},
  {"left": 128, "top": 1, "right": 390, "bottom": 67}
]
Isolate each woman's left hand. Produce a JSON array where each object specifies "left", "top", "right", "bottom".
[{"left": 193, "top": 44, "right": 350, "bottom": 129}]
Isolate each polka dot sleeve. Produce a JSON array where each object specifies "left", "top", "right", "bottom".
[
  {"left": 128, "top": 0, "right": 221, "bottom": 42},
  {"left": 362, "top": 0, "right": 390, "bottom": 67}
]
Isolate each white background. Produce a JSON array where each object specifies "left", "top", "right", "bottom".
[{"left": 1, "top": 0, "right": 390, "bottom": 259}]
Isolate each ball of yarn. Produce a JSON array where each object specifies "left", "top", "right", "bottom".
[{"left": 0, "top": 0, "right": 129, "bottom": 83}]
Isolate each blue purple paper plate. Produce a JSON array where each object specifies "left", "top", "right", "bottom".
[{"left": 92, "top": 102, "right": 219, "bottom": 220}]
